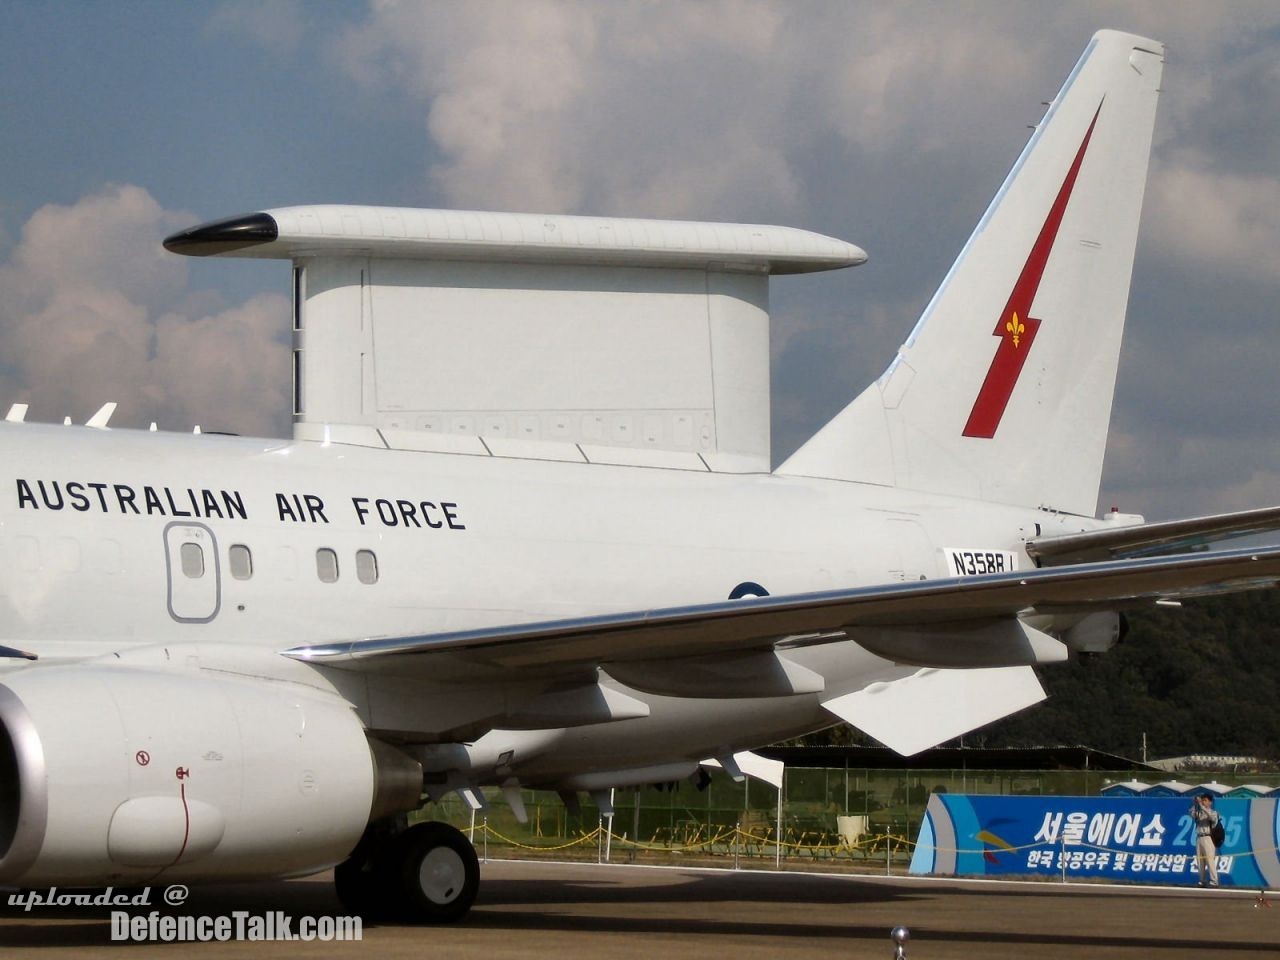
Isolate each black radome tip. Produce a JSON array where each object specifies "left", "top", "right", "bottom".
[{"left": 163, "top": 211, "right": 279, "bottom": 256}]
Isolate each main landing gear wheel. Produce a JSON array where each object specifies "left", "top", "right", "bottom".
[
  {"left": 397, "top": 822, "right": 480, "bottom": 923},
  {"left": 334, "top": 821, "right": 479, "bottom": 924}
]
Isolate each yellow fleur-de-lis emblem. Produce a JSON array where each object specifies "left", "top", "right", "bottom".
[{"left": 1006, "top": 311, "right": 1025, "bottom": 348}]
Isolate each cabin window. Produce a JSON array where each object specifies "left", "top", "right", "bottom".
[
  {"left": 292, "top": 266, "right": 305, "bottom": 415},
  {"left": 180, "top": 542, "right": 205, "bottom": 578},
  {"left": 229, "top": 544, "right": 253, "bottom": 580},
  {"left": 316, "top": 548, "right": 339, "bottom": 583},
  {"left": 356, "top": 549, "right": 378, "bottom": 585},
  {"left": 292, "top": 267, "right": 304, "bottom": 330},
  {"left": 292, "top": 349, "right": 304, "bottom": 416}
]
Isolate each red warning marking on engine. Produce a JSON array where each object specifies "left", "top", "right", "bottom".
[
  {"left": 962, "top": 103, "right": 1103, "bottom": 439},
  {"left": 170, "top": 781, "right": 192, "bottom": 867},
  {"left": 135, "top": 750, "right": 150, "bottom": 766},
  {"left": 175, "top": 766, "right": 190, "bottom": 780}
]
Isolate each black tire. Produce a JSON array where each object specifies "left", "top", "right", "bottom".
[
  {"left": 334, "top": 856, "right": 373, "bottom": 916},
  {"left": 395, "top": 821, "right": 480, "bottom": 924}
]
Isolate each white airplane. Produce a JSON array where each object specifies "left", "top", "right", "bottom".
[{"left": 1, "top": 30, "right": 1276, "bottom": 923}]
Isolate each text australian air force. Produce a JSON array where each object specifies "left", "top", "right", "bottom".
[{"left": 14, "top": 480, "right": 466, "bottom": 531}]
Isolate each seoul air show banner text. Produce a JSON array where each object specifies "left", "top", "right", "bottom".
[{"left": 910, "top": 794, "right": 1280, "bottom": 887}]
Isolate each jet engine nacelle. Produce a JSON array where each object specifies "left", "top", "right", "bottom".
[{"left": 0, "top": 665, "right": 421, "bottom": 887}]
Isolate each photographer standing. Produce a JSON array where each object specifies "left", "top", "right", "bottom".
[{"left": 1190, "top": 793, "right": 1221, "bottom": 887}]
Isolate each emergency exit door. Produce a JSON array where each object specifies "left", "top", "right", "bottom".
[{"left": 164, "top": 522, "right": 221, "bottom": 622}]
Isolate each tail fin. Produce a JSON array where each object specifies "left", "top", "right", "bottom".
[{"left": 778, "top": 30, "right": 1163, "bottom": 517}]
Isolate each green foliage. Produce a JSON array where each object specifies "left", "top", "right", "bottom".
[{"left": 795, "top": 590, "right": 1280, "bottom": 760}]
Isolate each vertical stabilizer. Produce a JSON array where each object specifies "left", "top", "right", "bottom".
[{"left": 778, "top": 31, "right": 1164, "bottom": 516}]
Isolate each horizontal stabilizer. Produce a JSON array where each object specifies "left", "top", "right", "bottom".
[
  {"left": 822, "top": 667, "right": 1046, "bottom": 756},
  {"left": 1028, "top": 505, "right": 1280, "bottom": 566}
]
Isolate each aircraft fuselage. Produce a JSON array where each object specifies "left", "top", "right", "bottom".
[{"left": 0, "top": 421, "right": 1091, "bottom": 786}]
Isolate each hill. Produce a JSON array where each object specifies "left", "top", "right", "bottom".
[
  {"left": 792, "top": 589, "right": 1280, "bottom": 761},
  {"left": 979, "top": 588, "right": 1280, "bottom": 760}
]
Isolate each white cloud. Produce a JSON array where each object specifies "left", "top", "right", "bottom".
[
  {"left": 151, "top": 295, "right": 291, "bottom": 438},
  {"left": 1102, "top": 427, "right": 1280, "bottom": 520},
  {"left": 1, "top": 186, "right": 190, "bottom": 314},
  {"left": 1145, "top": 160, "right": 1280, "bottom": 283},
  {"left": 330, "top": 2, "right": 1060, "bottom": 218},
  {"left": 330, "top": 1, "right": 1280, "bottom": 236},
  {"left": 0, "top": 187, "right": 290, "bottom": 437},
  {"left": 325, "top": 1, "right": 1280, "bottom": 520},
  {"left": 206, "top": 0, "right": 306, "bottom": 54},
  {"left": 1, "top": 3, "right": 1274, "bottom": 523}
]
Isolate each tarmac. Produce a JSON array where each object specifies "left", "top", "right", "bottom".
[{"left": 2, "top": 858, "right": 1276, "bottom": 959}]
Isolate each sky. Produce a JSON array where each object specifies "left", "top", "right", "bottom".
[{"left": 1, "top": 0, "right": 1277, "bottom": 521}]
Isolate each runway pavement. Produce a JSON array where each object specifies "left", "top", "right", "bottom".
[{"left": 2, "top": 859, "right": 1275, "bottom": 959}]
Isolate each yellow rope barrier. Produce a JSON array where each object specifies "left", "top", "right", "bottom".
[
  {"left": 469, "top": 821, "right": 921, "bottom": 858},
  {"left": 478, "top": 824, "right": 603, "bottom": 852},
  {"left": 467, "top": 820, "right": 1277, "bottom": 864}
]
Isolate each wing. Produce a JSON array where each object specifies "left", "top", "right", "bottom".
[
  {"left": 1027, "top": 506, "right": 1280, "bottom": 566},
  {"left": 286, "top": 545, "right": 1280, "bottom": 681}
]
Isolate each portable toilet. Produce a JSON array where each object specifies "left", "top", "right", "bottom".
[
  {"left": 1100, "top": 780, "right": 1152, "bottom": 797},
  {"left": 1143, "top": 780, "right": 1192, "bottom": 797},
  {"left": 837, "top": 815, "right": 869, "bottom": 845},
  {"left": 1226, "top": 785, "right": 1271, "bottom": 798},
  {"left": 1191, "top": 782, "right": 1231, "bottom": 796}
]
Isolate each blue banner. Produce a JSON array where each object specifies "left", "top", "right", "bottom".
[{"left": 910, "top": 794, "right": 1280, "bottom": 888}]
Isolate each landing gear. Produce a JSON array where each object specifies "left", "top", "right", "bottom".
[
  {"left": 396, "top": 822, "right": 480, "bottom": 922},
  {"left": 334, "top": 820, "right": 480, "bottom": 924}
]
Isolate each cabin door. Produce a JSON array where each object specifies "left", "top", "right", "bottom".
[{"left": 164, "top": 522, "right": 221, "bottom": 623}]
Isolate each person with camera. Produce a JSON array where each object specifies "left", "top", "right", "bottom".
[{"left": 1190, "top": 793, "right": 1221, "bottom": 887}]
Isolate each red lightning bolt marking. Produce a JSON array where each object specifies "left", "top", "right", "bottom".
[{"left": 962, "top": 104, "right": 1103, "bottom": 438}]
